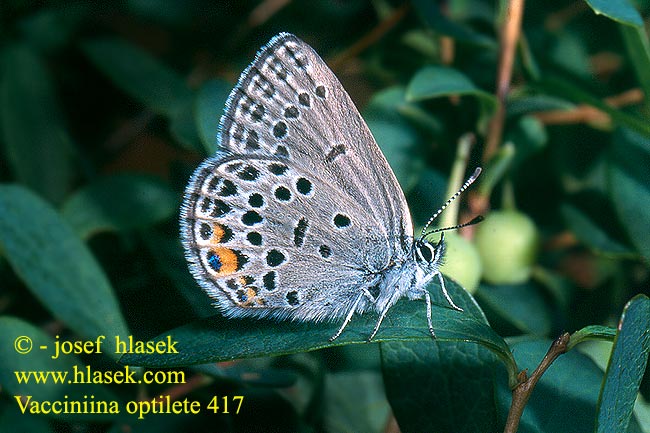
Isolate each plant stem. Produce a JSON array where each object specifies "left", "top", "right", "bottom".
[
  {"left": 503, "top": 332, "right": 570, "bottom": 433},
  {"left": 484, "top": 0, "right": 525, "bottom": 163}
]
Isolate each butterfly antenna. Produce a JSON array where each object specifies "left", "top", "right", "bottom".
[
  {"left": 422, "top": 215, "right": 484, "bottom": 240},
  {"left": 418, "top": 167, "right": 482, "bottom": 242}
]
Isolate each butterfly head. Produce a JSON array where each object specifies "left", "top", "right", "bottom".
[{"left": 414, "top": 232, "right": 446, "bottom": 271}]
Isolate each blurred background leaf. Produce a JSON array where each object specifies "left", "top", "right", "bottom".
[
  {"left": 1, "top": 45, "right": 76, "bottom": 204},
  {"left": 61, "top": 173, "right": 177, "bottom": 238},
  {"left": 0, "top": 186, "right": 129, "bottom": 356}
]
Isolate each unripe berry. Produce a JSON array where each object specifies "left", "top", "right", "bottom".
[
  {"left": 440, "top": 232, "right": 483, "bottom": 293},
  {"left": 474, "top": 210, "right": 539, "bottom": 285}
]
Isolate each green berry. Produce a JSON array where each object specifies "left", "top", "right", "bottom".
[
  {"left": 440, "top": 232, "right": 483, "bottom": 294},
  {"left": 474, "top": 210, "right": 539, "bottom": 285}
]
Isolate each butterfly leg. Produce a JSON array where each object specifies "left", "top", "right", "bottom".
[
  {"left": 329, "top": 291, "right": 364, "bottom": 342},
  {"left": 368, "top": 288, "right": 401, "bottom": 341},
  {"left": 361, "top": 287, "right": 378, "bottom": 301},
  {"left": 368, "top": 306, "right": 391, "bottom": 342},
  {"left": 438, "top": 272, "right": 463, "bottom": 311},
  {"left": 422, "top": 288, "right": 436, "bottom": 339}
]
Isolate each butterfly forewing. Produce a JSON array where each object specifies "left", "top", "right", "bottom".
[{"left": 218, "top": 33, "right": 413, "bottom": 251}]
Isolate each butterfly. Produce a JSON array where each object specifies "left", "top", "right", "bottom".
[{"left": 180, "top": 33, "right": 481, "bottom": 341}]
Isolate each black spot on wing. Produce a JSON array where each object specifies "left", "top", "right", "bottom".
[
  {"left": 293, "top": 217, "right": 308, "bottom": 247},
  {"left": 333, "top": 214, "right": 351, "bottom": 228},
  {"left": 325, "top": 144, "right": 346, "bottom": 163}
]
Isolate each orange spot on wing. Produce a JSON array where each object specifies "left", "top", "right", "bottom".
[
  {"left": 238, "top": 277, "right": 264, "bottom": 306},
  {"left": 211, "top": 223, "right": 226, "bottom": 244},
  {"left": 245, "top": 286, "right": 258, "bottom": 306},
  {"left": 211, "top": 247, "right": 239, "bottom": 275}
]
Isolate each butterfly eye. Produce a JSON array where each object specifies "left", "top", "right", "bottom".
[{"left": 416, "top": 242, "right": 435, "bottom": 263}]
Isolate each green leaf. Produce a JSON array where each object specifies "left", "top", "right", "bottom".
[
  {"left": 506, "top": 94, "right": 575, "bottom": 117},
  {"left": 81, "top": 37, "right": 192, "bottom": 117},
  {"left": 119, "top": 278, "right": 513, "bottom": 371},
  {"left": 569, "top": 325, "right": 617, "bottom": 350},
  {"left": 366, "top": 86, "right": 443, "bottom": 135},
  {"left": 363, "top": 86, "right": 408, "bottom": 121},
  {"left": 607, "top": 128, "right": 650, "bottom": 260},
  {"left": 0, "top": 44, "right": 75, "bottom": 204},
  {"left": 530, "top": 267, "right": 574, "bottom": 312},
  {"left": 407, "top": 66, "right": 497, "bottom": 124},
  {"left": 0, "top": 186, "right": 129, "bottom": 357},
  {"left": 583, "top": 0, "right": 643, "bottom": 27},
  {"left": 0, "top": 316, "right": 119, "bottom": 420},
  {"left": 196, "top": 79, "right": 231, "bottom": 154},
  {"left": 620, "top": 24, "right": 650, "bottom": 116},
  {"left": 596, "top": 295, "right": 650, "bottom": 433},
  {"left": 61, "top": 174, "right": 177, "bottom": 239},
  {"left": 192, "top": 357, "right": 299, "bottom": 387},
  {"left": 401, "top": 29, "right": 441, "bottom": 60},
  {"left": 383, "top": 341, "right": 500, "bottom": 433},
  {"left": 407, "top": 66, "right": 496, "bottom": 106},
  {"left": 323, "top": 343, "right": 382, "bottom": 371},
  {"left": 475, "top": 282, "right": 553, "bottom": 336}
]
